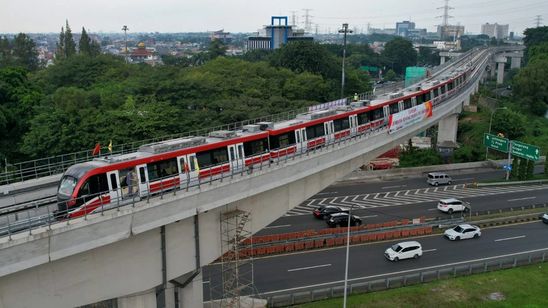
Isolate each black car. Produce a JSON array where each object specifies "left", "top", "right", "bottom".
[
  {"left": 313, "top": 205, "right": 349, "bottom": 219},
  {"left": 540, "top": 213, "right": 548, "bottom": 224},
  {"left": 326, "top": 212, "right": 362, "bottom": 228}
]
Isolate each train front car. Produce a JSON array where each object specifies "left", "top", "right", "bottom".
[{"left": 56, "top": 161, "right": 106, "bottom": 219}]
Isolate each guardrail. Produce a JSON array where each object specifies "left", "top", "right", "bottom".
[
  {"left": 265, "top": 249, "right": 548, "bottom": 307},
  {"left": 0, "top": 49, "right": 490, "bottom": 240}
]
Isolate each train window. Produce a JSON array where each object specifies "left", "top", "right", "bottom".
[
  {"left": 441, "top": 85, "right": 447, "bottom": 94},
  {"left": 448, "top": 82, "right": 454, "bottom": 90},
  {"left": 197, "top": 148, "right": 229, "bottom": 168},
  {"left": 416, "top": 94, "right": 424, "bottom": 105},
  {"left": 244, "top": 138, "right": 268, "bottom": 157},
  {"left": 357, "top": 112, "right": 370, "bottom": 125},
  {"left": 403, "top": 99, "right": 412, "bottom": 109},
  {"left": 389, "top": 103, "right": 399, "bottom": 114},
  {"left": 306, "top": 124, "right": 325, "bottom": 139},
  {"left": 333, "top": 118, "right": 350, "bottom": 132},
  {"left": 148, "top": 158, "right": 178, "bottom": 181},
  {"left": 110, "top": 174, "right": 118, "bottom": 189},
  {"left": 189, "top": 156, "right": 197, "bottom": 172},
  {"left": 139, "top": 167, "right": 146, "bottom": 183},
  {"left": 58, "top": 175, "right": 77, "bottom": 197},
  {"left": 78, "top": 174, "right": 109, "bottom": 196},
  {"left": 370, "top": 108, "right": 384, "bottom": 121},
  {"left": 269, "top": 132, "right": 296, "bottom": 149},
  {"left": 179, "top": 157, "right": 187, "bottom": 173},
  {"left": 423, "top": 92, "right": 431, "bottom": 102}
]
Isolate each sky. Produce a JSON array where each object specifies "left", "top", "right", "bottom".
[{"left": 1, "top": 0, "right": 546, "bottom": 35}]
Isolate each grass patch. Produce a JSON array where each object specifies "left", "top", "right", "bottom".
[{"left": 292, "top": 263, "right": 548, "bottom": 308}]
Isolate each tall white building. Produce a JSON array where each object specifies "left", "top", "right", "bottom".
[{"left": 481, "top": 23, "right": 509, "bottom": 40}]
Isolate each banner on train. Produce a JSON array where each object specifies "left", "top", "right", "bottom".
[
  {"left": 308, "top": 98, "right": 347, "bottom": 112},
  {"left": 388, "top": 101, "right": 433, "bottom": 134}
]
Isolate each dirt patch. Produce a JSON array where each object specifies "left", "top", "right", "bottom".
[
  {"left": 430, "top": 284, "right": 469, "bottom": 302},
  {"left": 485, "top": 291, "right": 505, "bottom": 301}
]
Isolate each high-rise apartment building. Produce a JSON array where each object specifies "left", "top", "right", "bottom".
[{"left": 481, "top": 23, "right": 509, "bottom": 40}]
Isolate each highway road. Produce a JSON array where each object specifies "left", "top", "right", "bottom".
[
  {"left": 203, "top": 221, "right": 548, "bottom": 300},
  {"left": 257, "top": 169, "right": 548, "bottom": 235}
]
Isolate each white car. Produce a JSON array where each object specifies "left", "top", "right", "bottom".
[
  {"left": 437, "top": 198, "right": 470, "bottom": 214},
  {"left": 384, "top": 241, "right": 422, "bottom": 261},
  {"left": 444, "top": 224, "right": 481, "bottom": 241}
]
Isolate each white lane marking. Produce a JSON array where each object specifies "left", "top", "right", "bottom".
[
  {"left": 316, "top": 191, "right": 338, "bottom": 195},
  {"left": 358, "top": 215, "right": 378, "bottom": 219},
  {"left": 507, "top": 197, "right": 536, "bottom": 202},
  {"left": 260, "top": 246, "right": 548, "bottom": 296},
  {"left": 494, "top": 235, "right": 526, "bottom": 242},
  {"left": 287, "top": 264, "right": 332, "bottom": 272},
  {"left": 203, "top": 281, "right": 210, "bottom": 284},
  {"left": 382, "top": 185, "right": 406, "bottom": 189},
  {"left": 423, "top": 249, "right": 437, "bottom": 253},
  {"left": 264, "top": 224, "right": 292, "bottom": 229}
]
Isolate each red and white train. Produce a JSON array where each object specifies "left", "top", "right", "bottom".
[{"left": 56, "top": 59, "right": 479, "bottom": 219}]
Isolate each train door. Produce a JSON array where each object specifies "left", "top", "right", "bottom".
[
  {"left": 106, "top": 170, "right": 122, "bottom": 204},
  {"left": 177, "top": 156, "right": 188, "bottom": 188},
  {"left": 324, "top": 121, "right": 334, "bottom": 143},
  {"left": 137, "top": 164, "right": 149, "bottom": 197},
  {"left": 398, "top": 100, "right": 404, "bottom": 112},
  {"left": 186, "top": 154, "right": 200, "bottom": 185},
  {"left": 411, "top": 97, "right": 417, "bottom": 107},
  {"left": 294, "top": 128, "right": 307, "bottom": 153},
  {"left": 228, "top": 143, "right": 245, "bottom": 173},
  {"left": 349, "top": 115, "right": 358, "bottom": 135}
]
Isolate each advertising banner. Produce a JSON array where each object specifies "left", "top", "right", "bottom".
[{"left": 388, "top": 101, "right": 433, "bottom": 134}]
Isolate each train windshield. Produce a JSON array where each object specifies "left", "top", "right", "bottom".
[{"left": 58, "top": 175, "right": 77, "bottom": 197}]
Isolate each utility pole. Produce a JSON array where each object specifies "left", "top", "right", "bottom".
[
  {"left": 534, "top": 15, "right": 543, "bottom": 28},
  {"left": 338, "top": 23, "right": 353, "bottom": 98},
  {"left": 290, "top": 10, "right": 298, "bottom": 26},
  {"left": 121, "top": 25, "right": 129, "bottom": 63}
]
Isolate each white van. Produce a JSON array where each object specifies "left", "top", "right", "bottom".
[
  {"left": 427, "top": 172, "right": 452, "bottom": 186},
  {"left": 384, "top": 241, "right": 423, "bottom": 261}
]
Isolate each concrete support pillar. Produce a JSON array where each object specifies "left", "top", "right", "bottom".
[
  {"left": 510, "top": 57, "right": 521, "bottom": 69},
  {"left": 179, "top": 272, "right": 203, "bottom": 308},
  {"left": 437, "top": 114, "right": 459, "bottom": 146},
  {"left": 440, "top": 56, "right": 446, "bottom": 65},
  {"left": 118, "top": 289, "right": 157, "bottom": 308},
  {"left": 496, "top": 62, "right": 505, "bottom": 84},
  {"left": 464, "top": 95, "right": 470, "bottom": 106},
  {"left": 490, "top": 63, "right": 496, "bottom": 78}
]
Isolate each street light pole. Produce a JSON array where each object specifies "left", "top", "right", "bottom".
[
  {"left": 485, "top": 107, "right": 507, "bottom": 160},
  {"left": 339, "top": 23, "right": 353, "bottom": 99},
  {"left": 343, "top": 204, "right": 353, "bottom": 308}
]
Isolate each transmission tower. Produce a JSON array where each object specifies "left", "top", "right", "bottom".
[
  {"left": 219, "top": 208, "right": 255, "bottom": 307},
  {"left": 290, "top": 10, "right": 298, "bottom": 26},
  {"left": 437, "top": 0, "right": 454, "bottom": 26},
  {"left": 534, "top": 15, "right": 543, "bottom": 28},
  {"left": 302, "top": 9, "right": 313, "bottom": 33}
]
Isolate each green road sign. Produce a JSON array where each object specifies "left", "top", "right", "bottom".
[
  {"left": 484, "top": 133, "right": 509, "bottom": 153},
  {"left": 511, "top": 140, "right": 540, "bottom": 161}
]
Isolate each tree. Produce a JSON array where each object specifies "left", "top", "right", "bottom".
[
  {"left": 79, "top": 27, "right": 92, "bottom": 56},
  {"left": 545, "top": 151, "right": 548, "bottom": 175},
  {"left": 510, "top": 157, "right": 519, "bottom": 179},
  {"left": 382, "top": 37, "right": 417, "bottom": 74},
  {"left": 518, "top": 157, "right": 528, "bottom": 181},
  {"left": 207, "top": 39, "right": 227, "bottom": 60},
  {"left": 12, "top": 33, "right": 38, "bottom": 71},
  {"left": 269, "top": 41, "right": 339, "bottom": 79},
  {"left": 513, "top": 57, "right": 548, "bottom": 116},
  {"left": 64, "top": 20, "right": 76, "bottom": 58},
  {"left": 417, "top": 46, "right": 439, "bottom": 66},
  {"left": 526, "top": 159, "right": 534, "bottom": 180},
  {"left": 492, "top": 109, "right": 526, "bottom": 140},
  {"left": 523, "top": 26, "right": 548, "bottom": 49},
  {"left": 0, "top": 36, "right": 11, "bottom": 67},
  {"left": 55, "top": 26, "right": 65, "bottom": 60},
  {"left": 384, "top": 69, "right": 397, "bottom": 81}
]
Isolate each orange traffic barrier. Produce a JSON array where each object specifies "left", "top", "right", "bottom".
[
  {"left": 410, "top": 229, "right": 418, "bottom": 236},
  {"left": 351, "top": 235, "right": 361, "bottom": 244},
  {"left": 425, "top": 226, "right": 433, "bottom": 234},
  {"left": 315, "top": 240, "right": 325, "bottom": 248},
  {"left": 385, "top": 232, "right": 393, "bottom": 240},
  {"left": 326, "top": 239, "right": 336, "bottom": 247},
  {"left": 417, "top": 228, "right": 425, "bottom": 235},
  {"left": 401, "top": 230, "right": 410, "bottom": 237},
  {"left": 360, "top": 234, "right": 369, "bottom": 242},
  {"left": 366, "top": 223, "right": 375, "bottom": 230},
  {"left": 393, "top": 230, "right": 401, "bottom": 238},
  {"left": 377, "top": 233, "right": 386, "bottom": 240},
  {"left": 275, "top": 245, "right": 285, "bottom": 253},
  {"left": 335, "top": 237, "right": 345, "bottom": 246},
  {"left": 401, "top": 218, "right": 409, "bottom": 225},
  {"left": 305, "top": 241, "right": 315, "bottom": 249},
  {"left": 295, "top": 242, "right": 305, "bottom": 251},
  {"left": 284, "top": 243, "right": 295, "bottom": 252},
  {"left": 271, "top": 234, "right": 280, "bottom": 242}
]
